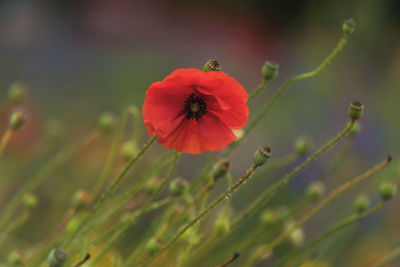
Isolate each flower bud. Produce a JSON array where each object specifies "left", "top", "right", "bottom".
[
  {"left": 8, "top": 81, "right": 28, "bottom": 102},
  {"left": 211, "top": 158, "right": 231, "bottom": 180},
  {"left": 98, "top": 112, "right": 116, "bottom": 132},
  {"left": 23, "top": 193, "right": 38, "bottom": 209},
  {"left": 9, "top": 111, "right": 26, "bottom": 131},
  {"left": 289, "top": 227, "right": 305, "bottom": 248},
  {"left": 214, "top": 216, "right": 230, "bottom": 236},
  {"left": 72, "top": 189, "right": 92, "bottom": 210},
  {"left": 306, "top": 181, "right": 325, "bottom": 201},
  {"left": 122, "top": 141, "right": 137, "bottom": 161},
  {"left": 342, "top": 19, "right": 356, "bottom": 35},
  {"left": 253, "top": 146, "right": 272, "bottom": 167},
  {"left": 349, "top": 101, "right": 364, "bottom": 121},
  {"left": 144, "top": 177, "right": 161, "bottom": 195},
  {"left": 48, "top": 248, "right": 68, "bottom": 267},
  {"left": 349, "top": 121, "right": 362, "bottom": 138},
  {"left": 202, "top": 59, "right": 222, "bottom": 72},
  {"left": 295, "top": 136, "right": 313, "bottom": 156},
  {"left": 8, "top": 250, "right": 24, "bottom": 266},
  {"left": 260, "top": 209, "right": 279, "bottom": 227},
  {"left": 181, "top": 228, "right": 201, "bottom": 245},
  {"left": 380, "top": 181, "right": 397, "bottom": 201},
  {"left": 261, "top": 61, "right": 279, "bottom": 81},
  {"left": 169, "top": 177, "right": 188, "bottom": 197},
  {"left": 354, "top": 195, "right": 369, "bottom": 213},
  {"left": 145, "top": 238, "right": 162, "bottom": 255}
]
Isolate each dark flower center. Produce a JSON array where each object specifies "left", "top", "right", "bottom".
[{"left": 183, "top": 93, "right": 207, "bottom": 120}]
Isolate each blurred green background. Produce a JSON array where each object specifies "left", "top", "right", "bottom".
[{"left": 1, "top": 0, "right": 400, "bottom": 266}]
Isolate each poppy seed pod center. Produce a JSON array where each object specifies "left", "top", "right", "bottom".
[{"left": 183, "top": 93, "right": 207, "bottom": 120}]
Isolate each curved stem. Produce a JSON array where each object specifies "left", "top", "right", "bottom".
[
  {"left": 63, "top": 135, "right": 157, "bottom": 248},
  {"left": 373, "top": 245, "right": 400, "bottom": 267},
  {"left": 232, "top": 120, "right": 354, "bottom": 229},
  {"left": 0, "top": 128, "right": 13, "bottom": 157},
  {"left": 248, "top": 79, "right": 268, "bottom": 102},
  {"left": 277, "top": 201, "right": 384, "bottom": 266},
  {"left": 264, "top": 157, "right": 390, "bottom": 255}
]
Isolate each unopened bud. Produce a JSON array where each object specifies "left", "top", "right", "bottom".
[
  {"left": 202, "top": 59, "right": 222, "bottom": 72},
  {"left": 146, "top": 238, "right": 162, "bottom": 255},
  {"left": 169, "top": 177, "right": 188, "bottom": 197},
  {"left": 48, "top": 248, "right": 68, "bottom": 267},
  {"left": 144, "top": 177, "right": 161, "bottom": 195},
  {"left": 214, "top": 216, "right": 230, "bottom": 236},
  {"left": 122, "top": 141, "right": 137, "bottom": 161},
  {"left": 8, "top": 81, "right": 28, "bottom": 102},
  {"left": 349, "top": 101, "right": 364, "bottom": 121},
  {"left": 181, "top": 228, "right": 201, "bottom": 245},
  {"left": 295, "top": 136, "right": 313, "bottom": 156},
  {"left": 262, "top": 61, "right": 279, "bottom": 81},
  {"left": 253, "top": 146, "right": 272, "bottom": 167},
  {"left": 380, "top": 181, "right": 397, "bottom": 201},
  {"left": 23, "top": 193, "right": 38, "bottom": 209},
  {"left": 260, "top": 209, "right": 279, "bottom": 227},
  {"left": 98, "top": 112, "right": 116, "bottom": 132},
  {"left": 72, "top": 189, "right": 92, "bottom": 210},
  {"left": 211, "top": 158, "right": 231, "bottom": 180},
  {"left": 343, "top": 19, "right": 356, "bottom": 35},
  {"left": 306, "top": 181, "right": 325, "bottom": 201},
  {"left": 9, "top": 111, "right": 26, "bottom": 131},
  {"left": 354, "top": 195, "right": 369, "bottom": 213}
]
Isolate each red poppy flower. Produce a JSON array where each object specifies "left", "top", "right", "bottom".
[{"left": 142, "top": 68, "right": 248, "bottom": 154}]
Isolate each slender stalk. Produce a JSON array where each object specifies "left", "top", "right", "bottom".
[
  {"left": 223, "top": 34, "right": 349, "bottom": 157},
  {"left": 143, "top": 164, "right": 260, "bottom": 266},
  {"left": 63, "top": 135, "right": 157, "bottom": 248},
  {"left": 264, "top": 157, "right": 391, "bottom": 255},
  {"left": 248, "top": 79, "right": 268, "bottom": 102},
  {"left": 216, "top": 252, "right": 240, "bottom": 267},
  {"left": 277, "top": 201, "right": 384, "bottom": 266},
  {"left": 0, "top": 128, "right": 13, "bottom": 157},
  {"left": 232, "top": 120, "right": 354, "bottom": 229},
  {"left": 0, "top": 209, "right": 30, "bottom": 247},
  {"left": 0, "top": 130, "right": 101, "bottom": 231},
  {"left": 373, "top": 245, "right": 400, "bottom": 267}
]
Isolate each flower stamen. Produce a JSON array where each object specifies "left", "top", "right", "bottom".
[{"left": 183, "top": 93, "right": 207, "bottom": 120}]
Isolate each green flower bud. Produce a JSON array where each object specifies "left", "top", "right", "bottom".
[
  {"left": 343, "top": 19, "right": 356, "bottom": 35},
  {"left": 349, "top": 121, "right": 362, "bottom": 138},
  {"left": 260, "top": 209, "right": 279, "bottom": 227},
  {"left": 214, "top": 216, "right": 230, "bottom": 236},
  {"left": 122, "top": 141, "right": 138, "bottom": 161},
  {"left": 211, "top": 158, "right": 231, "bottom": 180},
  {"left": 295, "top": 136, "right": 313, "bottom": 156},
  {"left": 8, "top": 250, "right": 24, "bottom": 266},
  {"left": 354, "top": 195, "right": 369, "bottom": 213},
  {"left": 202, "top": 59, "right": 222, "bottom": 72},
  {"left": 181, "top": 228, "right": 201, "bottom": 245},
  {"left": 380, "top": 181, "right": 397, "bottom": 201},
  {"left": 261, "top": 61, "right": 279, "bottom": 81},
  {"left": 48, "top": 248, "right": 68, "bottom": 267},
  {"left": 98, "top": 112, "right": 116, "bottom": 132},
  {"left": 72, "top": 189, "right": 92, "bottom": 210},
  {"left": 8, "top": 81, "right": 28, "bottom": 102},
  {"left": 145, "top": 238, "right": 162, "bottom": 255},
  {"left": 253, "top": 146, "right": 272, "bottom": 167},
  {"left": 23, "top": 193, "right": 38, "bottom": 209},
  {"left": 349, "top": 101, "right": 364, "bottom": 121},
  {"left": 9, "top": 111, "right": 26, "bottom": 131},
  {"left": 306, "top": 181, "right": 325, "bottom": 201},
  {"left": 289, "top": 227, "right": 305, "bottom": 248},
  {"left": 169, "top": 177, "right": 188, "bottom": 197}
]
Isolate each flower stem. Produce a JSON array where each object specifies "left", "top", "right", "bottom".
[
  {"left": 248, "top": 79, "right": 268, "bottom": 102},
  {"left": 224, "top": 33, "right": 349, "bottom": 157},
  {"left": 0, "top": 209, "right": 30, "bottom": 247},
  {"left": 264, "top": 156, "right": 391, "bottom": 255},
  {"left": 63, "top": 135, "right": 157, "bottom": 248},
  {"left": 373, "top": 245, "right": 400, "bottom": 267},
  {"left": 0, "top": 130, "right": 101, "bottom": 231},
  {"left": 232, "top": 120, "right": 354, "bottom": 229},
  {"left": 142, "top": 164, "right": 260, "bottom": 266},
  {"left": 0, "top": 128, "right": 13, "bottom": 157},
  {"left": 277, "top": 201, "right": 385, "bottom": 266}
]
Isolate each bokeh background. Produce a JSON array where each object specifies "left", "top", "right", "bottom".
[{"left": 1, "top": 0, "right": 400, "bottom": 266}]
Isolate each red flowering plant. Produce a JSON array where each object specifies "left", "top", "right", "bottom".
[{"left": 142, "top": 68, "right": 249, "bottom": 154}]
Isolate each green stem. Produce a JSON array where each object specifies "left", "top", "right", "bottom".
[
  {"left": 277, "top": 201, "right": 384, "bottom": 266},
  {"left": 223, "top": 33, "right": 348, "bottom": 157},
  {"left": 0, "top": 209, "right": 30, "bottom": 248},
  {"left": 232, "top": 120, "right": 354, "bottom": 229},
  {"left": 373, "top": 245, "right": 400, "bottom": 267},
  {"left": 63, "top": 135, "right": 157, "bottom": 248},
  {"left": 143, "top": 164, "right": 260, "bottom": 267},
  {"left": 248, "top": 79, "right": 268, "bottom": 102}
]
